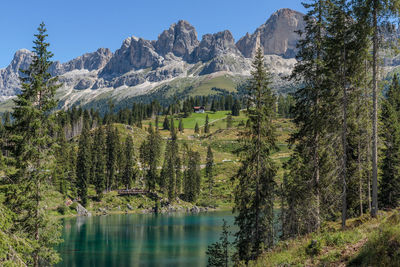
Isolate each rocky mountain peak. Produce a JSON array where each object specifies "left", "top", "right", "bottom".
[
  {"left": 155, "top": 20, "right": 199, "bottom": 58},
  {"left": 101, "top": 36, "right": 162, "bottom": 76},
  {"left": 50, "top": 48, "right": 113, "bottom": 75},
  {"left": 9, "top": 49, "right": 33, "bottom": 72},
  {"left": 0, "top": 49, "right": 33, "bottom": 100},
  {"left": 236, "top": 8, "right": 305, "bottom": 58},
  {"left": 191, "top": 30, "right": 240, "bottom": 62}
]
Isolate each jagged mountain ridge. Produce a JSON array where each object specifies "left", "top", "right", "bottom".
[{"left": 0, "top": 8, "right": 303, "bottom": 107}]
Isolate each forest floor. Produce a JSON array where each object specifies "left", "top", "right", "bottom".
[{"left": 249, "top": 210, "right": 400, "bottom": 266}]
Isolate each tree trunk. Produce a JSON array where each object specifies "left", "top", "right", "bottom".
[
  {"left": 342, "top": 68, "right": 348, "bottom": 229},
  {"left": 371, "top": 3, "right": 379, "bottom": 218},
  {"left": 341, "top": 18, "right": 348, "bottom": 228},
  {"left": 359, "top": 140, "right": 363, "bottom": 216},
  {"left": 253, "top": 84, "right": 262, "bottom": 259},
  {"left": 314, "top": 0, "right": 322, "bottom": 230},
  {"left": 34, "top": 178, "right": 40, "bottom": 267},
  {"left": 367, "top": 140, "right": 372, "bottom": 212}
]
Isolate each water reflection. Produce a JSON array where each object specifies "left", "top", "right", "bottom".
[{"left": 57, "top": 211, "right": 235, "bottom": 267}]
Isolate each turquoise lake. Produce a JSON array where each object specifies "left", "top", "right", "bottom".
[{"left": 56, "top": 211, "right": 235, "bottom": 267}]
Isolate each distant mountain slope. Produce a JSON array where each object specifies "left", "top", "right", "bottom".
[{"left": 0, "top": 8, "right": 304, "bottom": 109}]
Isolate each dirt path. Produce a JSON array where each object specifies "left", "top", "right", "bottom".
[
  {"left": 199, "top": 116, "right": 227, "bottom": 128},
  {"left": 336, "top": 237, "right": 368, "bottom": 266}
]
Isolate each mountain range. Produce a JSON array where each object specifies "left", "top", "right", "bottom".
[{"left": 0, "top": 8, "right": 306, "bottom": 110}]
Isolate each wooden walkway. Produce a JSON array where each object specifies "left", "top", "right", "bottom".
[{"left": 117, "top": 189, "right": 148, "bottom": 196}]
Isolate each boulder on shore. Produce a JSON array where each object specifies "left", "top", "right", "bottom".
[
  {"left": 190, "top": 206, "right": 200, "bottom": 213},
  {"left": 76, "top": 203, "right": 92, "bottom": 216}
]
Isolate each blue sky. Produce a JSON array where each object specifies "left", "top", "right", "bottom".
[{"left": 0, "top": 0, "right": 306, "bottom": 68}]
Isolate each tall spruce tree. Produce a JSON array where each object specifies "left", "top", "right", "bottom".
[
  {"left": 204, "top": 114, "right": 210, "bottom": 134},
  {"left": 354, "top": 0, "right": 400, "bottom": 217},
  {"left": 106, "top": 124, "right": 117, "bottom": 191},
  {"left": 205, "top": 145, "right": 214, "bottom": 197},
  {"left": 139, "top": 124, "right": 162, "bottom": 191},
  {"left": 76, "top": 121, "right": 91, "bottom": 207},
  {"left": 324, "top": 0, "right": 372, "bottom": 227},
  {"left": 93, "top": 126, "right": 106, "bottom": 197},
  {"left": 232, "top": 99, "right": 241, "bottom": 116},
  {"left": 163, "top": 116, "right": 170, "bottom": 130},
  {"left": 206, "top": 219, "right": 231, "bottom": 267},
  {"left": 175, "top": 156, "right": 182, "bottom": 196},
  {"left": 115, "top": 132, "right": 125, "bottom": 187},
  {"left": 226, "top": 115, "right": 233, "bottom": 129},
  {"left": 155, "top": 116, "right": 159, "bottom": 131},
  {"left": 184, "top": 149, "right": 201, "bottom": 202},
  {"left": 380, "top": 75, "right": 400, "bottom": 208},
  {"left": 234, "top": 48, "right": 277, "bottom": 262},
  {"left": 285, "top": 0, "right": 330, "bottom": 235},
  {"left": 195, "top": 122, "right": 200, "bottom": 134},
  {"left": 179, "top": 118, "right": 184, "bottom": 133},
  {"left": 164, "top": 118, "right": 179, "bottom": 201},
  {"left": 5, "top": 22, "right": 62, "bottom": 266},
  {"left": 54, "top": 126, "right": 69, "bottom": 196},
  {"left": 123, "top": 135, "right": 135, "bottom": 189}
]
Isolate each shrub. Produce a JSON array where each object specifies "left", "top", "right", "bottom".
[
  {"left": 324, "top": 232, "right": 346, "bottom": 247},
  {"left": 57, "top": 205, "right": 67, "bottom": 215},
  {"left": 69, "top": 202, "right": 78, "bottom": 211},
  {"left": 196, "top": 199, "right": 218, "bottom": 208},
  {"left": 305, "top": 239, "right": 321, "bottom": 257},
  {"left": 349, "top": 224, "right": 400, "bottom": 266}
]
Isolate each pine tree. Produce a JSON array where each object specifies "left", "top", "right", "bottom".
[
  {"left": 106, "top": 124, "right": 117, "bottom": 191},
  {"left": 323, "top": 0, "right": 371, "bottom": 227},
  {"left": 211, "top": 99, "right": 217, "bottom": 112},
  {"left": 0, "top": 118, "right": 4, "bottom": 168},
  {"left": 5, "top": 22, "right": 62, "bottom": 266},
  {"left": 0, "top": 203, "right": 33, "bottom": 265},
  {"left": 139, "top": 124, "right": 162, "bottom": 191},
  {"left": 286, "top": 0, "right": 329, "bottom": 235},
  {"left": 166, "top": 154, "right": 176, "bottom": 201},
  {"left": 206, "top": 219, "right": 231, "bottom": 267},
  {"left": 115, "top": 132, "right": 124, "bottom": 187},
  {"left": 204, "top": 114, "right": 210, "bottom": 134},
  {"left": 179, "top": 118, "right": 184, "bottom": 133},
  {"left": 175, "top": 156, "right": 182, "bottom": 196},
  {"left": 0, "top": 116, "right": 4, "bottom": 153},
  {"left": 123, "top": 135, "right": 135, "bottom": 189},
  {"left": 163, "top": 116, "right": 170, "bottom": 130},
  {"left": 206, "top": 145, "right": 214, "bottom": 197},
  {"left": 162, "top": 118, "right": 179, "bottom": 201},
  {"left": 359, "top": 0, "right": 400, "bottom": 218},
  {"left": 232, "top": 99, "right": 241, "bottom": 116},
  {"left": 226, "top": 115, "right": 233, "bottom": 129},
  {"left": 234, "top": 48, "right": 277, "bottom": 262},
  {"left": 93, "top": 126, "right": 106, "bottom": 197},
  {"left": 184, "top": 149, "right": 201, "bottom": 202},
  {"left": 380, "top": 75, "right": 400, "bottom": 208},
  {"left": 76, "top": 122, "right": 91, "bottom": 207},
  {"left": 194, "top": 122, "right": 200, "bottom": 134},
  {"left": 155, "top": 116, "right": 159, "bottom": 131},
  {"left": 54, "top": 126, "right": 69, "bottom": 196}
]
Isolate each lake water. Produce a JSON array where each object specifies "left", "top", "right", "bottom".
[{"left": 56, "top": 211, "right": 235, "bottom": 267}]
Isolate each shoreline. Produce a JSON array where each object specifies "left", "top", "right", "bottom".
[{"left": 55, "top": 205, "right": 234, "bottom": 219}]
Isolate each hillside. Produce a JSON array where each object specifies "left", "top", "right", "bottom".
[
  {"left": 35, "top": 111, "right": 294, "bottom": 217},
  {"left": 249, "top": 210, "right": 400, "bottom": 266}
]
